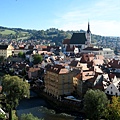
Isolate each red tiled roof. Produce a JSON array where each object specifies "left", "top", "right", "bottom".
[
  {"left": 46, "top": 64, "right": 68, "bottom": 74},
  {"left": 28, "top": 67, "right": 40, "bottom": 72},
  {"left": 76, "top": 73, "right": 82, "bottom": 80},
  {"left": 108, "top": 59, "right": 120, "bottom": 68},
  {"left": 108, "top": 73, "right": 115, "bottom": 82},
  {"left": 80, "top": 53, "right": 94, "bottom": 63},
  {"left": 62, "top": 39, "right": 70, "bottom": 44}
]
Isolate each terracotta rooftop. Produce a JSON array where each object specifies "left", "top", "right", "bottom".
[
  {"left": 28, "top": 67, "right": 40, "bottom": 72},
  {"left": 47, "top": 64, "right": 69, "bottom": 74},
  {"left": 62, "top": 39, "right": 70, "bottom": 44}
]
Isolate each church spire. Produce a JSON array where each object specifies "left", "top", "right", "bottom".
[
  {"left": 87, "top": 22, "right": 90, "bottom": 33},
  {"left": 86, "top": 22, "right": 91, "bottom": 46}
]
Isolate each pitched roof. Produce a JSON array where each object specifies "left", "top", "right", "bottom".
[
  {"left": 28, "top": 67, "right": 40, "bottom": 72},
  {"left": 62, "top": 39, "right": 70, "bottom": 44},
  {"left": 0, "top": 45, "right": 8, "bottom": 49},
  {"left": 108, "top": 59, "right": 120, "bottom": 68},
  {"left": 69, "top": 60, "right": 79, "bottom": 67},
  {"left": 46, "top": 64, "right": 69, "bottom": 74},
  {"left": 80, "top": 53, "right": 94, "bottom": 63},
  {"left": 70, "top": 33, "right": 87, "bottom": 44},
  {"left": 108, "top": 73, "right": 115, "bottom": 82}
]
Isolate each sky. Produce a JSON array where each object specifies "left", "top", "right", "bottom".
[{"left": 0, "top": 0, "right": 120, "bottom": 37}]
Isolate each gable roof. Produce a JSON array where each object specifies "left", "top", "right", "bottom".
[
  {"left": 46, "top": 64, "right": 69, "bottom": 74},
  {"left": 70, "top": 33, "right": 87, "bottom": 44},
  {"left": 80, "top": 53, "right": 94, "bottom": 63},
  {"left": 69, "top": 60, "right": 80, "bottom": 67},
  {"left": 28, "top": 67, "right": 40, "bottom": 72},
  {"left": 62, "top": 39, "right": 70, "bottom": 44},
  {"left": 108, "top": 59, "right": 120, "bottom": 68}
]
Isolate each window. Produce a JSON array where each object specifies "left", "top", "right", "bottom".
[
  {"left": 111, "top": 87, "right": 112, "bottom": 89},
  {"left": 107, "top": 91, "right": 109, "bottom": 94},
  {"left": 111, "top": 91, "right": 113, "bottom": 94},
  {"left": 62, "top": 75, "right": 65, "bottom": 80}
]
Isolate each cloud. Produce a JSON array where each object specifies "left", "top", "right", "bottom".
[
  {"left": 91, "top": 20, "right": 120, "bottom": 36},
  {"left": 53, "top": 0, "right": 120, "bottom": 36}
]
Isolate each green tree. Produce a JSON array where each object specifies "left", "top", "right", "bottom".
[
  {"left": 1, "top": 75, "right": 30, "bottom": 120},
  {"left": 105, "top": 96, "right": 120, "bottom": 120},
  {"left": 33, "top": 54, "right": 43, "bottom": 64},
  {"left": 20, "top": 113, "right": 43, "bottom": 120},
  {"left": 18, "top": 52, "right": 25, "bottom": 58},
  {"left": 0, "top": 112, "right": 6, "bottom": 120},
  {"left": 83, "top": 89, "right": 108, "bottom": 120},
  {"left": 0, "top": 56, "right": 4, "bottom": 63}
]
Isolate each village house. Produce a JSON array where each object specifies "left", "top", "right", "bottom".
[
  {"left": 27, "top": 67, "right": 40, "bottom": 79},
  {"left": 0, "top": 44, "right": 14, "bottom": 58},
  {"left": 44, "top": 64, "right": 74, "bottom": 99}
]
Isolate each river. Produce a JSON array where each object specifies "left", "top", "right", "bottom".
[{"left": 16, "top": 91, "right": 82, "bottom": 120}]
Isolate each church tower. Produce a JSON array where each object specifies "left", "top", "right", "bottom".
[{"left": 86, "top": 22, "right": 91, "bottom": 46}]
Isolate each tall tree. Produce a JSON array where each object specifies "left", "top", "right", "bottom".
[
  {"left": 33, "top": 54, "right": 43, "bottom": 64},
  {"left": 105, "top": 96, "right": 120, "bottom": 120},
  {"left": 18, "top": 51, "right": 25, "bottom": 58},
  {"left": 1, "top": 75, "right": 30, "bottom": 120},
  {"left": 20, "top": 113, "right": 43, "bottom": 120},
  {"left": 83, "top": 89, "right": 108, "bottom": 120}
]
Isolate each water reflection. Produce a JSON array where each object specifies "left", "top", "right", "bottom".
[{"left": 16, "top": 97, "right": 75, "bottom": 120}]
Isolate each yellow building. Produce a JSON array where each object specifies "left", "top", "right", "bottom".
[
  {"left": 0, "top": 45, "right": 14, "bottom": 58},
  {"left": 44, "top": 64, "right": 73, "bottom": 98}
]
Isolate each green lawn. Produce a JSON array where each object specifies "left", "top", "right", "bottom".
[{"left": 0, "top": 30, "right": 16, "bottom": 35}]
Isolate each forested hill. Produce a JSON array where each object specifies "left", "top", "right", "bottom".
[{"left": 0, "top": 26, "right": 119, "bottom": 45}]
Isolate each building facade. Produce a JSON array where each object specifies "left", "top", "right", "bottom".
[
  {"left": 0, "top": 44, "right": 14, "bottom": 58},
  {"left": 44, "top": 65, "right": 74, "bottom": 98}
]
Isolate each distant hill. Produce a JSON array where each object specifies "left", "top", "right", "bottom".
[{"left": 0, "top": 26, "right": 119, "bottom": 46}]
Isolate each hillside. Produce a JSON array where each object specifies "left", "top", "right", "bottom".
[{"left": 0, "top": 26, "right": 119, "bottom": 46}]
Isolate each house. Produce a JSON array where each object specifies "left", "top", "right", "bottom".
[
  {"left": 63, "top": 23, "right": 91, "bottom": 54},
  {"left": 69, "top": 60, "right": 82, "bottom": 70},
  {"left": 81, "top": 47, "right": 114, "bottom": 59},
  {"left": 27, "top": 67, "right": 40, "bottom": 79},
  {"left": 104, "top": 74, "right": 120, "bottom": 96},
  {"left": 44, "top": 64, "right": 73, "bottom": 99},
  {"left": 105, "top": 80, "right": 120, "bottom": 96},
  {"left": 73, "top": 70, "right": 96, "bottom": 97},
  {"left": 0, "top": 44, "right": 14, "bottom": 58}
]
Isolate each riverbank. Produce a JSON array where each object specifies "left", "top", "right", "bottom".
[
  {"left": 32, "top": 88, "right": 85, "bottom": 118},
  {"left": 16, "top": 97, "right": 76, "bottom": 120}
]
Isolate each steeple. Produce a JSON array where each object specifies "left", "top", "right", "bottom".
[
  {"left": 86, "top": 22, "right": 91, "bottom": 46},
  {"left": 87, "top": 22, "right": 90, "bottom": 33}
]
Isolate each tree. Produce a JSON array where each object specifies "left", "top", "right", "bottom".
[
  {"left": 1, "top": 75, "right": 30, "bottom": 120},
  {"left": 105, "top": 96, "right": 120, "bottom": 120},
  {"left": 18, "top": 52, "right": 25, "bottom": 58},
  {"left": 0, "top": 56, "right": 4, "bottom": 63},
  {"left": 20, "top": 113, "right": 43, "bottom": 120},
  {"left": 0, "top": 112, "right": 6, "bottom": 120},
  {"left": 33, "top": 54, "right": 43, "bottom": 64},
  {"left": 83, "top": 89, "right": 108, "bottom": 120}
]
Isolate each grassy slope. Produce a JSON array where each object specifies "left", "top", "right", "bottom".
[{"left": 0, "top": 29, "right": 16, "bottom": 35}]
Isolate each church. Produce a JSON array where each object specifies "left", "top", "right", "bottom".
[
  {"left": 62, "top": 23, "right": 114, "bottom": 59},
  {"left": 62, "top": 22, "right": 91, "bottom": 54}
]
